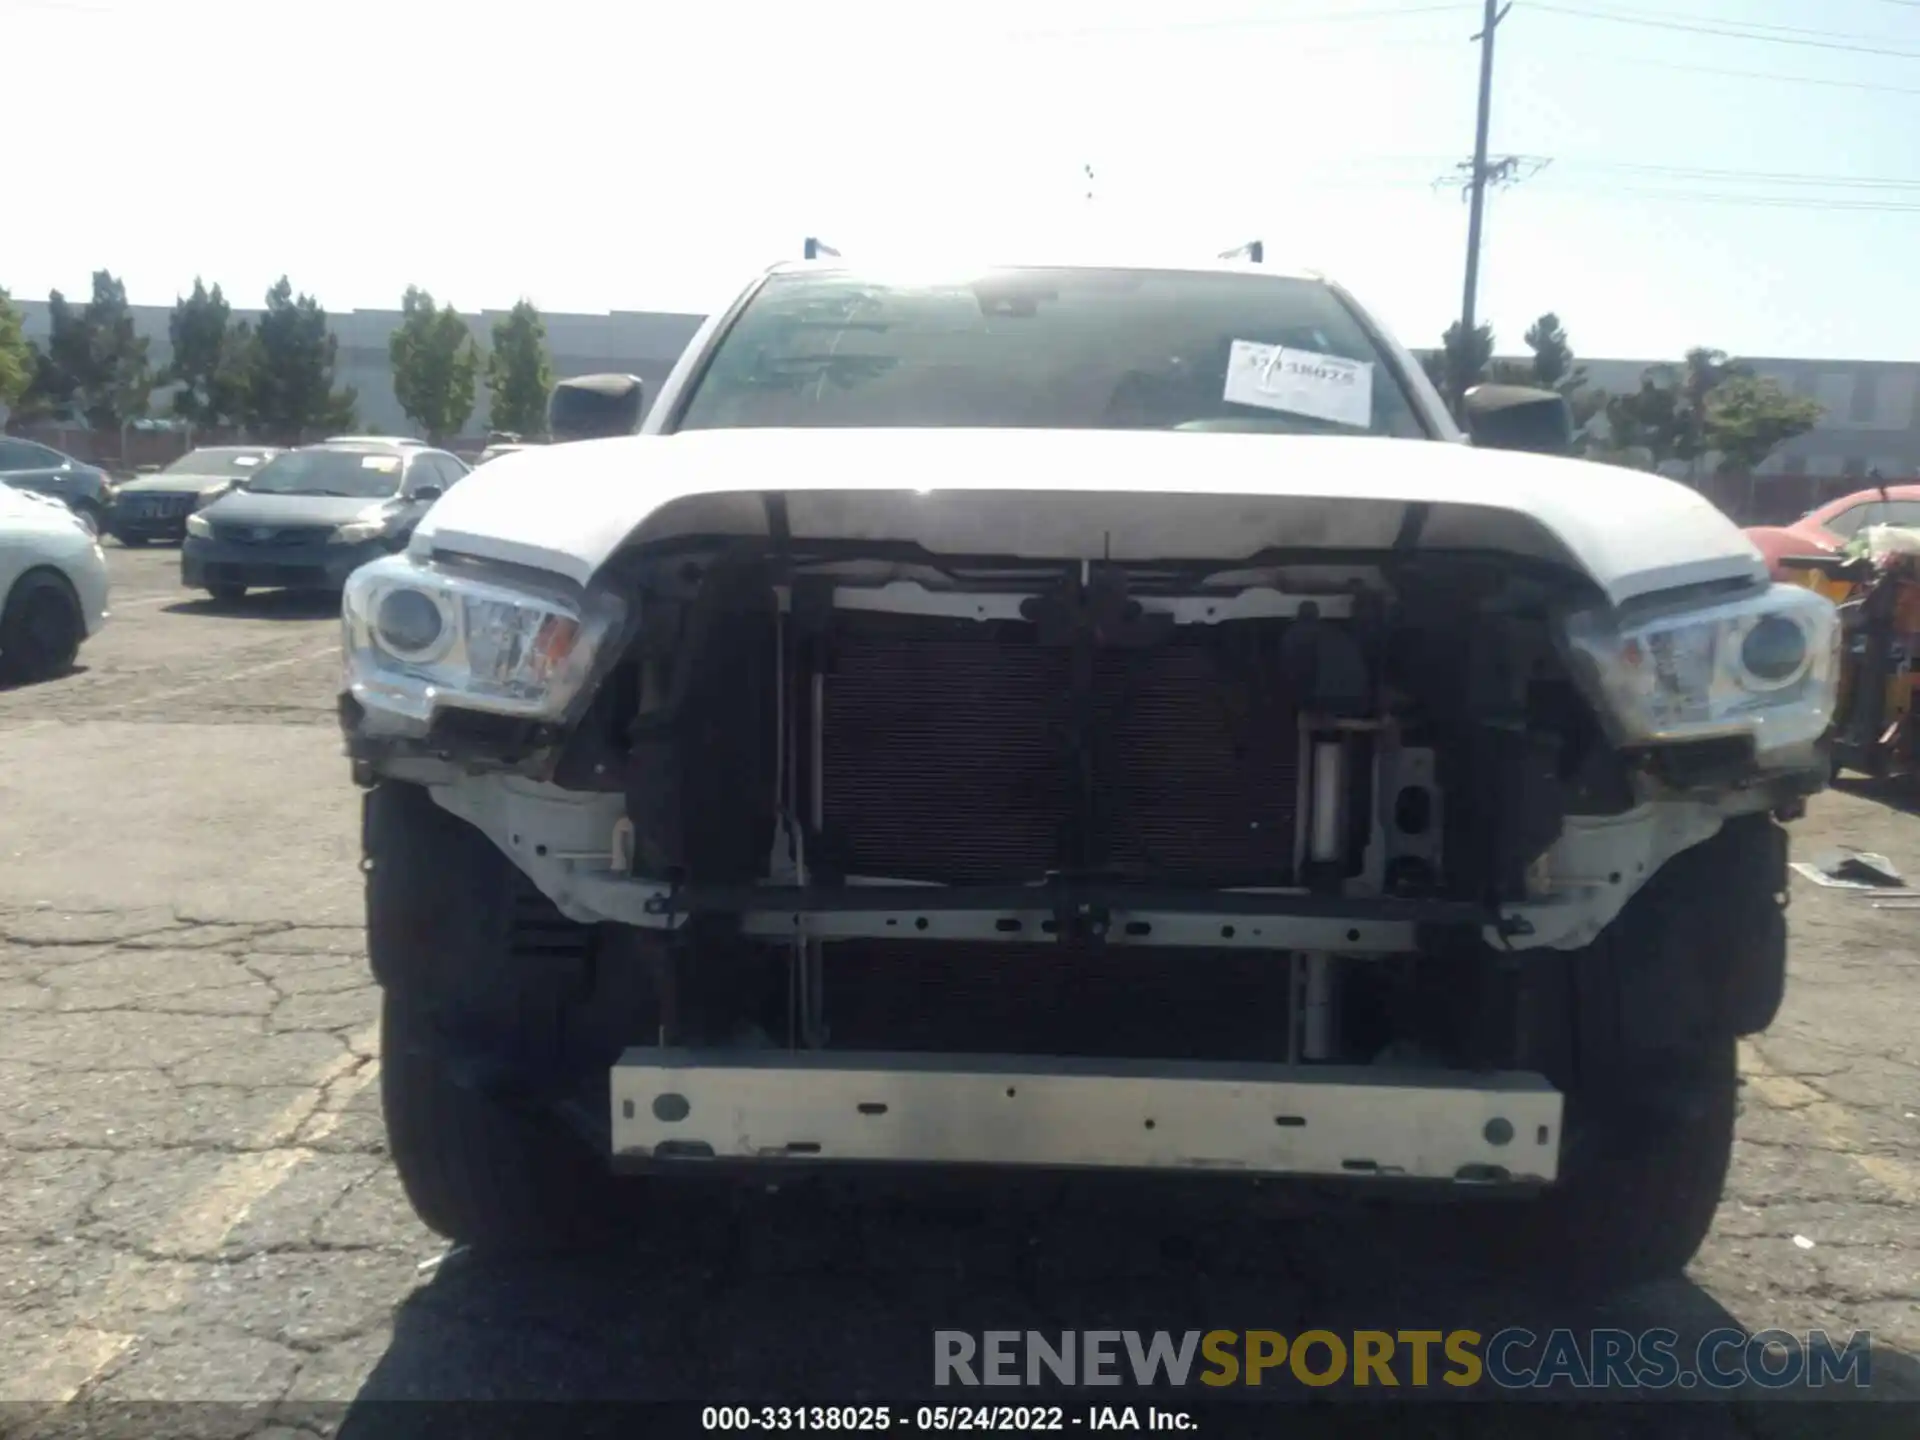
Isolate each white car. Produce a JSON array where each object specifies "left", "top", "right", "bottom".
[
  {"left": 0, "top": 485, "right": 110, "bottom": 683},
  {"left": 337, "top": 256, "right": 1836, "bottom": 1293}
]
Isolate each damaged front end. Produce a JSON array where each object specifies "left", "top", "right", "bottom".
[{"left": 342, "top": 485, "right": 1835, "bottom": 1186}]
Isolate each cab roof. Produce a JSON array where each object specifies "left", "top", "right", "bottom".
[{"left": 761, "top": 254, "right": 1326, "bottom": 285}]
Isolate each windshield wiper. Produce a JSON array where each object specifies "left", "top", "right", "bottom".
[{"left": 249, "top": 486, "right": 358, "bottom": 497}]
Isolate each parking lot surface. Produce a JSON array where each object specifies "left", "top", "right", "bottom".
[{"left": 0, "top": 544, "right": 1916, "bottom": 1431}]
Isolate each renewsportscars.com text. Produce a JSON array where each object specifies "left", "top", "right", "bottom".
[{"left": 933, "top": 1328, "right": 1873, "bottom": 1390}]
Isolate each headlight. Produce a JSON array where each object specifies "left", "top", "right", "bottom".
[
  {"left": 1560, "top": 582, "right": 1840, "bottom": 759},
  {"left": 329, "top": 519, "right": 388, "bottom": 545},
  {"left": 185, "top": 514, "right": 213, "bottom": 539},
  {"left": 342, "top": 553, "right": 626, "bottom": 730}
]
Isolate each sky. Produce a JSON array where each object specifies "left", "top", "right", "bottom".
[{"left": 5, "top": 0, "right": 1917, "bottom": 361}]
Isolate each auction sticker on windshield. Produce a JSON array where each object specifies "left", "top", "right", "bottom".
[
  {"left": 362, "top": 455, "right": 400, "bottom": 471},
  {"left": 1223, "top": 339, "right": 1372, "bottom": 428}
]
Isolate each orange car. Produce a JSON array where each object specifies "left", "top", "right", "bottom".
[
  {"left": 1745, "top": 481, "right": 1920, "bottom": 581},
  {"left": 1781, "top": 547, "right": 1920, "bottom": 779}
]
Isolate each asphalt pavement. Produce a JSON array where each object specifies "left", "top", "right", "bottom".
[{"left": 0, "top": 544, "right": 1915, "bottom": 1433}]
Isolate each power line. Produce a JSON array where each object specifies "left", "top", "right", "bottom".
[
  {"left": 1527, "top": 3, "right": 1920, "bottom": 58},
  {"left": 1549, "top": 1, "right": 1916, "bottom": 41},
  {"left": 1556, "top": 160, "right": 1920, "bottom": 190},
  {"left": 1014, "top": 4, "right": 1478, "bottom": 39},
  {"left": 1545, "top": 186, "right": 1920, "bottom": 211},
  {"left": 1595, "top": 54, "right": 1920, "bottom": 97}
]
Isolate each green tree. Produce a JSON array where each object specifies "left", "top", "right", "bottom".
[
  {"left": 163, "top": 278, "right": 254, "bottom": 428},
  {"left": 1439, "top": 320, "right": 1494, "bottom": 413},
  {"left": 245, "top": 277, "right": 357, "bottom": 441},
  {"left": 1599, "top": 374, "right": 1683, "bottom": 470},
  {"left": 1522, "top": 313, "right": 1576, "bottom": 389},
  {"left": 1704, "top": 376, "right": 1823, "bottom": 476},
  {"left": 1673, "top": 347, "right": 1750, "bottom": 474},
  {"left": 21, "top": 271, "right": 152, "bottom": 428},
  {"left": 389, "top": 287, "right": 479, "bottom": 444},
  {"left": 0, "top": 288, "right": 31, "bottom": 411},
  {"left": 486, "top": 299, "right": 554, "bottom": 436}
]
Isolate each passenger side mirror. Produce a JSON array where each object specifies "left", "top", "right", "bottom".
[
  {"left": 410, "top": 485, "right": 443, "bottom": 503},
  {"left": 1462, "top": 384, "right": 1575, "bottom": 456},
  {"left": 548, "top": 373, "right": 645, "bottom": 442},
  {"left": 136, "top": 464, "right": 162, "bottom": 474}
]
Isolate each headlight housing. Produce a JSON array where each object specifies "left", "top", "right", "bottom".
[
  {"left": 330, "top": 519, "right": 388, "bottom": 545},
  {"left": 342, "top": 553, "right": 626, "bottom": 732},
  {"left": 185, "top": 514, "right": 213, "bottom": 539},
  {"left": 1560, "top": 582, "right": 1840, "bottom": 759}
]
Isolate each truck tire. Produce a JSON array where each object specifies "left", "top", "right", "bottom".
[
  {"left": 1488, "top": 1036, "right": 1737, "bottom": 1294},
  {"left": 1491, "top": 813, "right": 1784, "bottom": 1294},
  {"left": 365, "top": 779, "right": 618, "bottom": 1254},
  {"left": 379, "top": 988, "right": 617, "bottom": 1253}
]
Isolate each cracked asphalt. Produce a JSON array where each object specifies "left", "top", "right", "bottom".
[{"left": 0, "top": 544, "right": 1916, "bottom": 1434}]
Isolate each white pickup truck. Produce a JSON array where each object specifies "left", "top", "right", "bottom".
[{"left": 337, "top": 255, "right": 1835, "bottom": 1295}]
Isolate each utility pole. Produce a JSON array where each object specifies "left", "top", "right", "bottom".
[{"left": 1455, "top": 0, "right": 1511, "bottom": 409}]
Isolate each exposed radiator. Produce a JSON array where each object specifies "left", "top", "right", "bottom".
[
  {"left": 821, "top": 941, "right": 1294, "bottom": 1061},
  {"left": 819, "top": 622, "right": 1299, "bottom": 886}
]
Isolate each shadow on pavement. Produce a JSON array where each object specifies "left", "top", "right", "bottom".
[
  {"left": 328, "top": 1180, "right": 1920, "bottom": 1429},
  {"left": 0, "top": 663, "right": 90, "bottom": 693},
  {"left": 1833, "top": 775, "right": 1920, "bottom": 820},
  {"left": 163, "top": 591, "right": 341, "bottom": 622}
]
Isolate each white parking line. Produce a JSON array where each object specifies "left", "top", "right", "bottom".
[
  {"left": 99, "top": 643, "right": 342, "bottom": 714},
  {"left": 0, "top": 1023, "right": 384, "bottom": 1403},
  {"left": 2, "top": 644, "right": 341, "bottom": 740}
]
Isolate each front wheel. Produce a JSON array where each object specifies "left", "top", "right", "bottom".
[
  {"left": 1485, "top": 1038, "right": 1737, "bottom": 1293},
  {"left": 0, "top": 569, "right": 85, "bottom": 684},
  {"left": 116, "top": 534, "right": 151, "bottom": 548},
  {"left": 366, "top": 780, "right": 622, "bottom": 1253},
  {"left": 1488, "top": 813, "right": 1784, "bottom": 1294},
  {"left": 379, "top": 989, "right": 619, "bottom": 1253}
]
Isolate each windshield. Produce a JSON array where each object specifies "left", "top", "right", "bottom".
[
  {"left": 243, "top": 449, "right": 405, "bottom": 498},
  {"left": 674, "top": 267, "right": 1428, "bottom": 438},
  {"left": 163, "top": 448, "right": 276, "bottom": 478}
]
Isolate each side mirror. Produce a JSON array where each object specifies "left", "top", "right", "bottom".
[
  {"left": 411, "top": 485, "right": 443, "bottom": 503},
  {"left": 1462, "top": 384, "right": 1575, "bottom": 456},
  {"left": 136, "top": 464, "right": 162, "bottom": 475},
  {"left": 548, "top": 373, "right": 645, "bottom": 442}
]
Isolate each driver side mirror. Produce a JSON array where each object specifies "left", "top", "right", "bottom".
[
  {"left": 410, "top": 485, "right": 443, "bottom": 503},
  {"left": 1462, "top": 384, "right": 1575, "bottom": 456}
]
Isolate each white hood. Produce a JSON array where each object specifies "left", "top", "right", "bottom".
[{"left": 412, "top": 429, "right": 1766, "bottom": 608}]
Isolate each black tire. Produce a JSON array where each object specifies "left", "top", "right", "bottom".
[
  {"left": 117, "top": 534, "right": 151, "bottom": 548},
  {"left": 379, "top": 988, "right": 618, "bottom": 1254},
  {"left": 0, "top": 569, "right": 85, "bottom": 684},
  {"left": 207, "top": 583, "right": 247, "bottom": 604},
  {"left": 366, "top": 779, "right": 620, "bottom": 1253},
  {"left": 1481, "top": 1038, "right": 1738, "bottom": 1294},
  {"left": 1487, "top": 814, "right": 1784, "bottom": 1294}
]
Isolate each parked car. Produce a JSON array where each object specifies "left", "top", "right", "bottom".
[
  {"left": 1744, "top": 481, "right": 1920, "bottom": 580},
  {"left": 0, "top": 437, "right": 117, "bottom": 535},
  {"left": 108, "top": 446, "right": 285, "bottom": 546},
  {"left": 476, "top": 442, "right": 532, "bottom": 465},
  {"left": 0, "top": 485, "right": 110, "bottom": 683},
  {"left": 181, "top": 439, "right": 469, "bottom": 602},
  {"left": 339, "top": 255, "right": 1834, "bottom": 1295}
]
